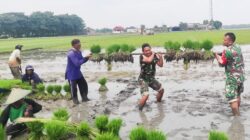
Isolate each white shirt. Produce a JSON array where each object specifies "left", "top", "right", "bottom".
[{"left": 8, "top": 49, "right": 21, "bottom": 67}]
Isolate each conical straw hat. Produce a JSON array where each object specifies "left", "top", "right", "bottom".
[{"left": 5, "top": 88, "right": 31, "bottom": 105}]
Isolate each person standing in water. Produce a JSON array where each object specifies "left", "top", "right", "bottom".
[
  {"left": 214, "top": 32, "right": 245, "bottom": 116},
  {"left": 138, "top": 43, "right": 164, "bottom": 111},
  {"left": 8, "top": 45, "right": 23, "bottom": 79},
  {"left": 65, "top": 39, "right": 92, "bottom": 104}
]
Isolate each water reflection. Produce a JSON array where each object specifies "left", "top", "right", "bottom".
[{"left": 228, "top": 117, "right": 245, "bottom": 140}]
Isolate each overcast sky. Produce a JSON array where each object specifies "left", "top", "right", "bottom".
[{"left": 0, "top": 0, "right": 249, "bottom": 28}]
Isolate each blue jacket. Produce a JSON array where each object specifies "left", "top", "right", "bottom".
[
  {"left": 65, "top": 48, "right": 88, "bottom": 80},
  {"left": 22, "top": 72, "right": 42, "bottom": 84}
]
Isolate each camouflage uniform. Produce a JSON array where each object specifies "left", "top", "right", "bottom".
[
  {"left": 139, "top": 54, "right": 162, "bottom": 96},
  {"left": 221, "top": 44, "right": 245, "bottom": 103}
]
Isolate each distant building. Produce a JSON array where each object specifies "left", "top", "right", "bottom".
[
  {"left": 187, "top": 23, "right": 207, "bottom": 30},
  {"left": 126, "top": 26, "right": 138, "bottom": 33},
  {"left": 113, "top": 26, "right": 125, "bottom": 34},
  {"left": 86, "top": 27, "right": 96, "bottom": 35}
]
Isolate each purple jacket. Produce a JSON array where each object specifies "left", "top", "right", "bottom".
[{"left": 65, "top": 48, "right": 88, "bottom": 80}]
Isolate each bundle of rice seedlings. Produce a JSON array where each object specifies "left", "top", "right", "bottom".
[
  {"left": 52, "top": 108, "right": 70, "bottom": 121},
  {"left": 209, "top": 131, "right": 229, "bottom": 140},
  {"left": 203, "top": 51, "right": 214, "bottom": 60},
  {"left": 192, "top": 41, "right": 201, "bottom": 50},
  {"left": 182, "top": 40, "right": 194, "bottom": 49},
  {"left": 54, "top": 85, "right": 62, "bottom": 94},
  {"left": 111, "top": 52, "right": 134, "bottom": 63},
  {"left": 201, "top": 40, "right": 214, "bottom": 51},
  {"left": 77, "top": 121, "right": 91, "bottom": 139},
  {"left": 106, "top": 44, "right": 120, "bottom": 54},
  {"left": 164, "top": 41, "right": 181, "bottom": 51},
  {"left": 0, "top": 125, "right": 6, "bottom": 140},
  {"left": 37, "top": 83, "right": 45, "bottom": 93},
  {"left": 63, "top": 84, "right": 71, "bottom": 93},
  {"left": 164, "top": 50, "right": 177, "bottom": 62},
  {"left": 26, "top": 121, "right": 44, "bottom": 140},
  {"left": 107, "top": 118, "right": 123, "bottom": 136},
  {"left": 90, "top": 53, "right": 104, "bottom": 63},
  {"left": 129, "top": 126, "right": 147, "bottom": 140},
  {"left": 0, "top": 79, "right": 22, "bottom": 90},
  {"left": 95, "top": 133, "right": 119, "bottom": 140},
  {"left": 46, "top": 85, "right": 54, "bottom": 94},
  {"left": 90, "top": 45, "right": 101, "bottom": 54},
  {"left": 147, "top": 130, "right": 167, "bottom": 140},
  {"left": 120, "top": 44, "right": 130, "bottom": 52},
  {"left": 95, "top": 115, "right": 109, "bottom": 133},
  {"left": 98, "top": 77, "right": 108, "bottom": 92},
  {"left": 44, "top": 120, "right": 68, "bottom": 140},
  {"left": 128, "top": 45, "right": 136, "bottom": 53}
]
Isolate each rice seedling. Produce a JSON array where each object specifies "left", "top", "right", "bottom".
[
  {"left": 106, "top": 44, "right": 120, "bottom": 54},
  {"left": 52, "top": 108, "right": 70, "bottom": 121},
  {"left": 54, "top": 85, "right": 62, "bottom": 94},
  {"left": 164, "top": 41, "right": 181, "bottom": 51},
  {"left": 201, "top": 40, "right": 214, "bottom": 51},
  {"left": 77, "top": 121, "right": 91, "bottom": 139},
  {"left": 63, "top": 84, "right": 71, "bottom": 93},
  {"left": 90, "top": 45, "right": 101, "bottom": 54},
  {"left": 183, "top": 40, "right": 194, "bottom": 49},
  {"left": 128, "top": 45, "right": 136, "bottom": 53},
  {"left": 44, "top": 120, "right": 68, "bottom": 140},
  {"left": 0, "top": 79, "right": 22, "bottom": 90},
  {"left": 0, "top": 125, "right": 6, "bottom": 140},
  {"left": 120, "top": 44, "right": 129, "bottom": 52},
  {"left": 192, "top": 41, "right": 201, "bottom": 50},
  {"left": 26, "top": 121, "right": 44, "bottom": 140},
  {"left": 129, "top": 126, "right": 147, "bottom": 140},
  {"left": 209, "top": 130, "right": 229, "bottom": 140},
  {"left": 46, "top": 85, "right": 54, "bottom": 94},
  {"left": 107, "top": 118, "right": 123, "bottom": 136},
  {"left": 37, "top": 83, "right": 45, "bottom": 93},
  {"left": 98, "top": 77, "right": 108, "bottom": 91},
  {"left": 95, "top": 133, "right": 119, "bottom": 140},
  {"left": 95, "top": 115, "right": 109, "bottom": 133},
  {"left": 147, "top": 130, "right": 167, "bottom": 140}
]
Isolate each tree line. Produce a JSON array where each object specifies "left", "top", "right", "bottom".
[{"left": 0, "top": 11, "right": 86, "bottom": 38}]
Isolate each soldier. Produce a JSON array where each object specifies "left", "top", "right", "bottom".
[{"left": 214, "top": 32, "right": 245, "bottom": 116}]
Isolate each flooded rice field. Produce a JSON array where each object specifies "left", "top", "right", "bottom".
[{"left": 1, "top": 45, "right": 250, "bottom": 140}]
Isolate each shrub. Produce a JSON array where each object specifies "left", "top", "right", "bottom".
[
  {"left": 46, "top": 85, "right": 54, "bottom": 94},
  {"left": 95, "top": 115, "right": 109, "bottom": 133},
  {"left": 107, "top": 118, "right": 123, "bottom": 136},
  {"left": 52, "top": 108, "right": 70, "bottom": 121},
  {"left": 147, "top": 130, "right": 167, "bottom": 140},
  {"left": 54, "top": 85, "right": 62, "bottom": 94},
  {"left": 209, "top": 131, "right": 229, "bottom": 140},
  {"left": 91, "top": 45, "right": 101, "bottom": 54},
  {"left": 37, "top": 84, "right": 45, "bottom": 93},
  {"left": 129, "top": 126, "right": 147, "bottom": 140},
  {"left": 63, "top": 84, "right": 70, "bottom": 93},
  {"left": 201, "top": 40, "right": 214, "bottom": 51}
]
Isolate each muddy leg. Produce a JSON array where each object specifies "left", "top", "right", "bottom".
[
  {"left": 237, "top": 97, "right": 241, "bottom": 108},
  {"left": 156, "top": 88, "right": 164, "bottom": 102},
  {"left": 139, "top": 95, "right": 149, "bottom": 111},
  {"left": 230, "top": 101, "right": 240, "bottom": 116}
]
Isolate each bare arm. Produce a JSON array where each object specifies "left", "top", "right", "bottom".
[{"left": 156, "top": 53, "right": 163, "bottom": 67}]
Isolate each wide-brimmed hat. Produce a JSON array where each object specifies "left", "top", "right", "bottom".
[{"left": 5, "top": 88, "right": 31, "bottom": 105}]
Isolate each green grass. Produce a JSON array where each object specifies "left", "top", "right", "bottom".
[
  {"left": 0, "top": 30, "right": 249, "bottom": 53},
  {"left": 209, "top": 131, "right": 229, "bottom": 140}
]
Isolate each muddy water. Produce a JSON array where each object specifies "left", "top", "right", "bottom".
[{"left": 1, "top": 45, "right": 250, "bottom": 140}]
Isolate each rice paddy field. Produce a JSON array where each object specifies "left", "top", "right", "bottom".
[{"left": 0, "top": 29, "right": 250, "bottom": 53}]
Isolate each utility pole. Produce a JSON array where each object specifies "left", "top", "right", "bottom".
[{"left": 210, "top": 0, "right": 214, "bottom": 21}]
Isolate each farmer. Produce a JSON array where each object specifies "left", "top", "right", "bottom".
[
  {"left": 214, "top": 32, "right": 245, "bottom": 116},
  {"left": 22, "top": 65, "right": 42, "bottom": 86},
  {"left": 8, "top": 45, "right": 23, "bottom": 79},
  {"left": 0, "top": 88, "right": 42, "bottom": 138},
  {"left": 138, "top": 43, "right": 164, "bottom": 111},
  {"left": 65, "top": 39, "right": 92, "bottom": 104}
]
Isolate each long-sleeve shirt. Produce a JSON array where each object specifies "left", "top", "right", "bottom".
[
  {"left": 0, "top": 98, "right": 42, "bottom": 127},
  {"left": 65, "top": 48, "right": 88, "bottom": 80},
  {"left": 22, "top": 72, "right": 43, "bottom": 84}
]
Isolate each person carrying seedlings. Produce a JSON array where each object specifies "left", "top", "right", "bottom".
[
  {"left": 22, "top": 65, "right": 43, "bottom": 89},
  {"left": 214, "top": 32, "right": 245, "bottom": 116},
  {"left": 138, "top": 43, "right": 164, "bottom": 111},
  {"left": 8, "top": 45, "right": 23, "bottom": 79},
  {"left": 0, "top": 88, "right": 42, "bottom": 138},
  {"left": 65, "top": 39, "right": 92, "bottom": 104}
]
